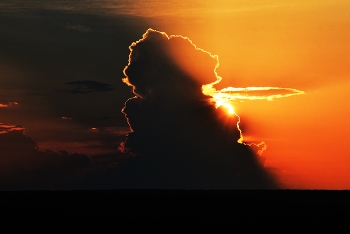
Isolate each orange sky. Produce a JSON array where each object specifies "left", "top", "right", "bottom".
[
  {"left": 1, "top": 0, "right": 349, "bottom": 189},
  {"left": 141, "top": 0, "right": 350, "bottom": 189}
]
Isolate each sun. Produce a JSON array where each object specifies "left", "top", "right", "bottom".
[
  {"left": 215, "top": 101, "right": 244, "bottom": 143},
  {"left": 220, "top": 102, "right": 235, "bottom": 115}
]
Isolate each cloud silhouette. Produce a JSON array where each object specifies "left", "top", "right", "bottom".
[
  {"left": 0, "top": 124, "right": 93, "bottom": 190},
  {"left": 118, "top": 29, "right": 279, "bottom": 189},
  {"left": 65, "top": 80, "right": 114, "bottom": 94}
]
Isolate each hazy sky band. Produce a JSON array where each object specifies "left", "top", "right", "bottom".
[{"left": 2, "top": 0, "right": 348, "bottom": 17}]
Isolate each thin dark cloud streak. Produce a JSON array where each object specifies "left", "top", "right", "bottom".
[
  {"left": 64, "top": 80, "right": 114, "bottom": 94},
  {"left": 0, "top": 0, "right": 132, "bottom": 16}
]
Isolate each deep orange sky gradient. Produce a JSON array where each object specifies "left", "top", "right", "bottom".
[{"left": 141, "top": 0, "right": 350, "bottom": 189}]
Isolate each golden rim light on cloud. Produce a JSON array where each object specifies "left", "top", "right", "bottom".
[
  {"left": 207, "top": 86, "right": 305, "bottom": 104},
  {"left": 124, "top": 28, "right": 306, "bottom": 154},
  {"left": 123, "top": 28, "right": 305, "bottom": 108}
]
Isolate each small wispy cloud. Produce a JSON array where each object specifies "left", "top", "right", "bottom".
[
  {"left": 0, "top": 123, "right": 24, "bottom": 134},
  {"left": 207, "top": 86, "right": 305, "bottom": 105},
  {"left": 0, "top": 102, "right": 18, "bottom": 108}
]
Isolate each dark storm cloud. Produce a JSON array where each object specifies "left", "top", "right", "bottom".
[
  {"left": 0, "top": 124, "right": 93, "bottom": 190},
  {"left": 65, "top": 80, "right": 114, "bottom": 94},
  {"left": 0, "top": 123, "right": 145, "bottom": 190},
  {"left": 118, "top": 29, "right": 279, "bottom": 189}
]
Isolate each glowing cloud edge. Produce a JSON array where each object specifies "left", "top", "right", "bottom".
[{"left": 122, "top": 28, "right": 306, "bottom": 156}]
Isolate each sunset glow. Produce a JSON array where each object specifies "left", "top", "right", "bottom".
[{"left": 1, "top": 0, "right": 350, "bottom": 190}]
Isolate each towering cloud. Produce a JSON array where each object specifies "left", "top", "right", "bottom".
[{"left": 119, "top": 29, "right": 279, "bottom": 189}]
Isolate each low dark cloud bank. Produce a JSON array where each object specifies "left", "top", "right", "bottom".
[
  {"left": 119, "top": 29, "right": 279, "bottom": 189},
  {"left": 0, "top": 124, "right": 147, "bottom": 190},
  {"left": 0, "top": 127, "right": 93, "bottom": 190}
]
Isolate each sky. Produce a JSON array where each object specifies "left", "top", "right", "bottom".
[{"left": 1, "top": 0, "right": 350, "bottom": 189}]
